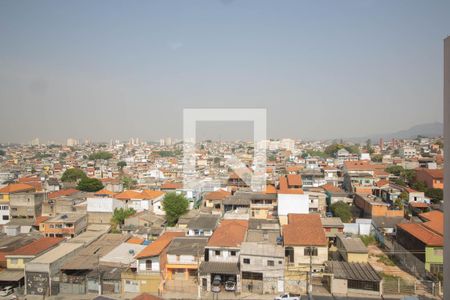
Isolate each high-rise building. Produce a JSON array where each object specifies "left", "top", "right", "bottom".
[
  {"left": 30, "top": 138, "right": 40, "bottom": 146},
  {"left": 67, "top": 138, "right": 79, "bottom": 147}
]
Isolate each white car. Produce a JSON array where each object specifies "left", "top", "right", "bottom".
[
  {"left": 0, "top": 286, "right": 13, "bottom": 297},
  {"left": 274, "top": 293, "right": 301, "bottom": 300}
]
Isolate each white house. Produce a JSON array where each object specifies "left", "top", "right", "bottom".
[{"left": 277, "top": 175, "right": 309, "bottom": 225}]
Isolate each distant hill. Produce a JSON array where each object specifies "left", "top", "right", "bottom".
[{"left": 349, "top": 122, "right": 443, "bottom": 142}]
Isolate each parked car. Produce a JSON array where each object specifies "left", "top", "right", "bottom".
[
  {"left": 224, "top": 277, "right": 236, "bottom": 291},
  {"left": 274, "top": 293, "right": 301, "bottom": 300},
  {"left": 0, "top": 286, "right": 14, "bottom": 297},
  {"left": 211, "top": 275, "right": 222, "bottom": 293}
]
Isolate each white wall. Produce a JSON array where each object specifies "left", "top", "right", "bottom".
[
  {"left": 138, "top": 256, "right": 160, "bottom": 272},
  {"left": 167, "top": 254, "right": 196, "bottom": 264},
  {"left": 87, "top": 197, "right": 124, "bottom": 213},
  {"left": 208, "top": 248, "right": 240, "bottom": 263},
  {"left": 277, "top": 194, "right": 309, "bottom": 216}
]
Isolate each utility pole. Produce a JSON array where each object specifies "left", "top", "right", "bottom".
[{"left": 306, "top": 246, "right": 316, "bottom": 300}]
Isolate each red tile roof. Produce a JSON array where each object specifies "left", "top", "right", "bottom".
[
  {"left": 204, "top": 190, "right": 231, "bottom": 201},
  {"left": 161, "top": 182, "right": 182, "bottom": 189},
  {"left": 127, "top": 237, "right": 145, "bottom": 245},
  {"left": 416, "top": 168, "right": 443, "bottom": 179},
  {"left": 278, "top": 175, "right": 304, "bottom": 194},
  {"left": 419, "top": 210, "right": 443, "bottom": 236},
  {"left": 136, "top": 231, "right": 184, "bottom": 258},
  {"left": 7, "top": 237, "right": 64, "bottom": 256},
  {"left": 48, "top": 188, "right": 79, "bottom": 199},
  {"left": 322, "top": 183, "right": 343, "bottom": 193},
  {"left": 33, "top": 215, "right": 50, "bottom": 226},
  {"left": 397, "top": 223, "right": 443, "bottom": 246},
  {"left": 0, "top": 183, "right": 35, "bottom": 194},
  {"left": 283, "top": 214, "right": 327, "bottom": 246},
  {"left": 207, "top": 220, "right": 248, "bottom": 248}
]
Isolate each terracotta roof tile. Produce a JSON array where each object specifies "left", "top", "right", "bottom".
[
  {"left": 207, "top": 220, "right": 248, "bottom": 248},
  {"left": 398, "top": 223, "right": 443, "bottom": 246},
  {"left": 283, "top": 214, "right": 327, "bottom": 246},
  {"left": 7, "top": 237, "right": 64, "bottom": 256},
  {"left": 127, "top": 237, "right": 145, "bottom": 245},
  {"left": 48, "top": 188, "right": 79, "bottom": 199},
  {"left": 204, "top": 190, "right": 231, "bottom": 201},
  {"left": 0, "top": 183, "right": 35, "bottom": 194},
  {"left": 136, "top": 231, "right": 184, "bottom": 258}
]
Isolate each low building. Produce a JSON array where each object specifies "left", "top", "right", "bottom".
[
  {"left": 354, "top": 194, "right": 404, "bottom": 218},
  {"left": 203, "top": 190, "right": 231, "bottom": 214},
  {"left": 122, "top": 231, "right": 184, "bottom": 294},
  {"left": 324, "top": 261, "right": 382, "bottom": 296},
  {"left": 165, "top": 237, "right": 208, "bottom": 292},
  {"left": 240, "top": 242, "right": 284, "bottom": 295},
  {"left": 321, "top": 217, "right": 344, "bottom": 242},
  {"left": 415, "top": 168, "right": 444, "bottom": 190},
  {"left": 283, "top": 214, "right": 328, "bottom": 294},
  {"left": 277, "top": 175, "right": 310, "bottom": 225},
  {"left": 9, "top": 191, "right": 46, "bottom": 220},
  {"left": 396, "top": 211, "right": 443, "bottom": 277},
  {"left": 25, "top": 242, "right": 84, "bottom": 296},
  {"left": 335, "top": 234, "right": 368, "bottom": 263},
  {"left": 59, "top": 234, "right": 129, "bottom": 294},
  {"left": 40, "top": 213, "right": 87, "bottom": 238},
  {"left": 199, "top": 219, "right": 248, "bottom": 293},
  {"left": 187, "top": 214, "right": 219, "bottom": 237}
]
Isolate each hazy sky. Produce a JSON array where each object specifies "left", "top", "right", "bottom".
[{"left": 0, "top": 0, "right": 449, "bottom": 143}]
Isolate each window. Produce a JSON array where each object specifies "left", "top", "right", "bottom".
[
  {"left": 278, "top": 260, "right": 283, "bottom": 264},
  {"left": 2, "top": 216, "right": 8, "bottom": 221},
  {"left": 243, "top": 258, "right": 250, "bottom": 264},
  {"left": 304, "top": 247, "right": 318, "bottom": 256},
  {"left": 230, "top": 251, "right": 236, "bottom": 256},
  {"left": 176, "top": 255, "right": 180, "bottom": 261},
  {"left": 285, "top": 247, "right": 294, "bottom": 263},
  {"left": 215, "top": 250, "right": 220, "bottom": 256},
  {"left": 145, "top": 259, "right": 152, "bottom": 270},
  {"left": 267, "top": 260, "right": 274, "bottom": 267},
  {"left": 10, "top": 258, "right": 18, "bottom": 264},
  {"left": 242, "top": 272, "right": 263, "bottom": 280}
]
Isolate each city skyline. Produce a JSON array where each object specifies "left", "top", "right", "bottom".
[{"left": 1, "top": 1, "right": 449, "bottom": 142}]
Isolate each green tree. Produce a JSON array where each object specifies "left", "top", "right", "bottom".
[
  {"left": 117, "top": 161, "right": 127, "bottom": 170},
  {"left": 111, "top": 207, "right": 136, "bottom": 226},
  {"left": 391, "top": 178, "right": 406, "bottom": 187},
  {"left": 0, "top": 149, "right": 5, "bottom": 156},
  {"left": 371, "top": 154, "right": 383, "bottom": 162},
  {"left": 331, "top": 201, "right": 352, "bottom": 223},
  {"left": 76, "top": 177, "right": 104, "bottom": 192},
  {"left": 122, "top": 176, "right": 137, "bottom": 190},
  {"left": 425, "top": 188, "right": 443, "bottom": 203},
  {"left": 324, "top": 144, "right": 345, "bottom": 157},
  {"left": 412, "top": 181, "right": 428, "bottom": 192},
  {"left": 89, "top": 151, "right": 113, "bottom": 160},
  {"left": 385, "top": 165, "right": 404, "bottom": 176},
  {"left": 61, "top": 168, "right": 87, "bottom": 182},
  {"left": 162, "top": 192, "right": 189, "bottom": 226}
]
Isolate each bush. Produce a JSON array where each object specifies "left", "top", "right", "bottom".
[
  {"left": 360, "top": 235, "right": 377, "bottom": 246},
  {"left": 330, "top": 201, "right": 352, "bottom": 223}
]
